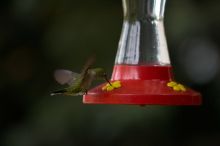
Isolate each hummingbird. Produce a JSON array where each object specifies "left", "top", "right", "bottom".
[{"left": 51, "top": 58, "right": 112, "bottom": 96}]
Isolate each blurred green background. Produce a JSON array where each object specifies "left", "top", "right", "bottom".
[{"left": 1, "top": 0, "right": 220, "bottom": 146}]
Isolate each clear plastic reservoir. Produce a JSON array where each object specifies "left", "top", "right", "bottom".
[{"left": 115, "top": 0, "right": 170, "bottom": 65}]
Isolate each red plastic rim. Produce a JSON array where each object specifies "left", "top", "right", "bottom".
[{"left": 83, "top": 65, "right": 202, "bottom": 105}]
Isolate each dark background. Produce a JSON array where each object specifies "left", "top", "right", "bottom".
[{"left": 1, "top": 0, "right": 220, "bottom": 146}]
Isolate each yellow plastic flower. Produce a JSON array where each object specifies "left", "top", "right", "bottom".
[
  {"left": 167, "top": 81, "right": 186, "bottom": 92},
  {"left": 102, "top": 80, "right": 122, "bottom": 91}
]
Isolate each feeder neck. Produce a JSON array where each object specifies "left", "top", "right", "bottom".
[
  {"left": 123, "top": 0, "right": 166, "bottom": 21},
  {"left": 115, "top": 0, "right": 170, "bottom": 65}
]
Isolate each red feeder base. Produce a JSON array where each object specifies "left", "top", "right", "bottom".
[{"left": 83, "top": 65, "right": 202, "bottom": 105}]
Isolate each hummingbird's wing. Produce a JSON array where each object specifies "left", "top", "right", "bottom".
[
  {"left": 54, "top": 69, "right": 80, "bottom": 85},
  {"left": 80, "top": 56, "right": 95, "bottom": 76}
]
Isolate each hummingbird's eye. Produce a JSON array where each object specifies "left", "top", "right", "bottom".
[{"left": 103, "top": 73, "right": 107, "bottom": 77}]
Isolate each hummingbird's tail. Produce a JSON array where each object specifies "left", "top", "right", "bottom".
[{"left": 50, "top": 89, "right": 66, "bottom": 96}]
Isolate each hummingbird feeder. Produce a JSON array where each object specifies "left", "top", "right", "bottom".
[{"left": 83, "top": 0, "right": 202, "bottom": 105}]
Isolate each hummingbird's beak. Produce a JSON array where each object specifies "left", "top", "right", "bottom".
[{"left": 104, "top": 74, "right": 112, "bottom": 86}]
